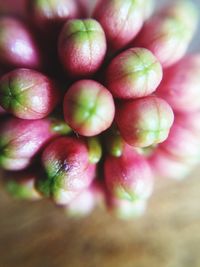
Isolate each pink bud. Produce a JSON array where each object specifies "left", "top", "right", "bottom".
[
  {"left": 0, "top": 68, "right": 60, "bottom": 120},
  {"left": 156, "top": 55, "right": 200, "bottom": 112},
  {"left": 58, "top": 19, "right": 106, "bottom": 77},
  {"left": 63, "top": 80, "right": 115, "bottom": 136},
  {"left": 134, "top": 1, "right": 199, "bottom": 67},
  {"left": 106, "top": 48, "right": 162, "bottom": 99},
  {"left": 0, "top": 117, "right": 61, "bottom": 170},
  {"left": 105, "top": 146, "right": 154, "bottom": 202},
  {"left": 28, "top": 0, "right": 80, "bottom": 33},
  {"left": 0, "top": 17, "right": 41, "bottom": 69},
  {"left": 93, "top": 0, "right": 144, "bottom": 51},
  {"left": 116, "top": 96, "right": 174, "bottom": 148},
  {"left": 40, "top": 137, "right": 95, "bottom": 205},
  {"left": 159, "top": 122, "right": 200, "bottom": 165}
]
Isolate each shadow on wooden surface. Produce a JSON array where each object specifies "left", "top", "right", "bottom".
[{"left": 0, "top": 168, "right": 200, "bottom": 267}]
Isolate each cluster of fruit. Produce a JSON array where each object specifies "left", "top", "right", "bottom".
[{"left": 0, "top": 0, "right": 199, "bottom": 219}]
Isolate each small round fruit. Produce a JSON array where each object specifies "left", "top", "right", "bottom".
[
  {"left": 93, "top": 0, "right": 144, "bottom": 50},
  {"left": 134, "top": 1, "right": 198, "bottom": 67},
  {"left": 0, "top": 117, "right": 60, "bottom": 171},
  {"left": 28, "top": 0, "right": 80, "bottom": 32},
  {"left": 58, "top": 19, "right": 106, "bottom": 77},
  {"left": 39, "top": 136, "right": 95, "bottom": 205},
  {"left": 106, "top": 48, "right": 163, "bottom": 99},
  {"left": 0, "top": 17, "right": 41, "bottom": 69},
  {"left": 116, "top": 96, "right": 174, "bottom": 148},
  {"left": 105, "top": 146, "right": 154, "bottom": 202},
  {"left": 159, "top": 122, "right": 200, "bottom": 165},
  {"left": 0, "top": 68, "right": 60, "bottom": 120},
  {"left": 157, "top": 55, "right": 200, "bottom": 112},
  {"left": 63, "top": 80, "right": 115, "bottom": 136}
]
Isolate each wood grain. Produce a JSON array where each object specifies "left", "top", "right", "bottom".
[{"left": 0, "top": 167, "right": 200, "bottom": 267}]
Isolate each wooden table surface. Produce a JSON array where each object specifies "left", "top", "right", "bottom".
[{"left": 1, "top": 167, "right": 200, "bottom": 267}]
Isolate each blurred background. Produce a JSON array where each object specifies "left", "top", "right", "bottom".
[{"left": 0, "top": 1, "right": 200, "bottom": 267}]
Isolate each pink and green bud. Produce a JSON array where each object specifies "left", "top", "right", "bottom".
[
  {"left": 149, "top": 147, "right": 193, "bottom": 180},
  {"left": 156, "top": 55, "right": 200, "bottom": 112},
  {"left": 160, "top": 0, "right": 198, "bottom": 32},
  {"left": 63, "top": 80, "right": 115, "bottom": 136},
  {"left": 116, "top": 96, "right": 174, "bottom": 148},
  {"left": 28, "top": 0, "right": 80, "bottom": 33},
  {"left": 58, "top": 19, "right": 107, "bottom": 77},
  {"left": 4, "top": 169, "right": 42, "bottom": 200},
  {"left": 87, "top": 137, "right": 102, "bottom": 164},
  {"left": 0, "top": 68, "right": 60, "bottom": 119},
  {"left": 135, "top": 1, "right": 199, "bottom": 67},
  {"left": 105, "top": 146, "right": 154, "bottom": 202},
  {"left": 159, "top": 122, "right": 200, "bottom": 166},
  {"left": 106, "top": 48, "right": 163, "bottom": 99},
  {"left": 0, "top": 117, "right": 69, "bottom": 170},
  {"left": 93, "top": 0, "right": 145, "bottom": 51},
  {"left": 0, "top": 17, "right": 41, "bottom": 70},
  {"left": 39, "top": 137, "right": 96, "bottom": 205}
]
